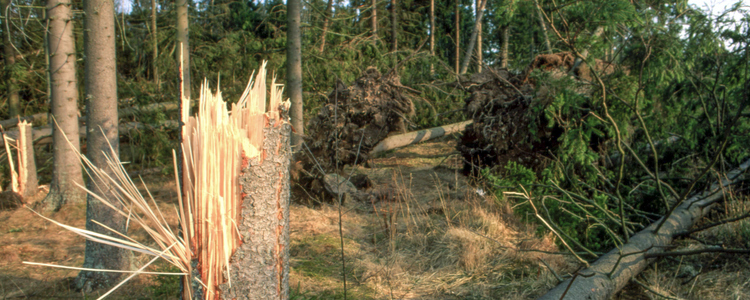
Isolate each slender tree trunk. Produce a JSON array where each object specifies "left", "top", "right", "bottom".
[
  {"left": 371, "top": 0, "right": 377, "bottom": 44},
  {"left": 75, "top": 0, "right": 132, "bottom": 291},
  {"left": 287, "top": 0, "right": 303, "bottom": 149},
  {"left": 319, "top": 0, "right": 333, "bottom": 52},
  {"left": 41, "top": 0, "right": 86, "bottom": 211},
  {"left": 176, "top": 0, "right": 190, "bottom": 100},
  {"left": 454, "top": 0, "right": 459, "bottom": 74},
  {"left": 458, "top": 0, "right": 486, "bottom": 74},
  {"left": 429, "top": 0, "right": 434, "bottom": 74},
  {"left": 534, "top": 0, "right": 552, "bottom": 54},
  {"left": 499, "top": 25, "right": 510, "bottom": 68},
  {"left": 151, "top": 0, "right": 159, "bottom": 91},
  {"left": 390, "top": 0, "right": 397, "bottom": 52},
  {"left": 475, "top": 0, "right": 482, "bottom": 73},
  {"left": 2, "top": 0, "right": 20, "bottom": 118}
]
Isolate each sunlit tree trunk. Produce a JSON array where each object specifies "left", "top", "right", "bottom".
[
  {"left": 475, "top": 0, "right": 482, "bottom": 73},
  {"left": 151, "top": 0, "right": 159, "bottom": 91},
  {"left": 459, "top": 0, "right": 486, "bottom": 74},
  {"left": 390, "top": 0, "right": 397, "bottom": 51},
  {"left": 500, "top": 25, "right": 510, "bottom": 68},
  {"left": 176, "top": 0, "right": 190, "bottom": 100},
  {"left": 41, "top": 0, "right": 85, "bottom": 211},
  {"left": 75, "top": 0, "right": 132, "bottom": 291},
  {"left": 2, "top": 0, "right": 19, "bottom": 118},
  {"left": 429, "top": 0, "right": 435, "bottom": 74},
  {"left": 319, "top": 0, "right": 333, "bottom": 52},
  {"left": 288, "top": 0, "right": 303, "bottom": 149},
  {"left": 454, "top": 0, "right": 459, "bottom": 74}
]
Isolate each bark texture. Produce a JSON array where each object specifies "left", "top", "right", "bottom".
[
  {"left": 538, "top": 158, "right": 750, "bottom": 300},
  {"left": 42, "top": 0, "right": 85, "bottom": 211},
  {"left": 17, "top": 122, "right": 37, "bottom": 198},
  {"left": 151, "top": 0, "right": 159, "bottom": 90},
  {"left": 475, "top": 0, "right": 482, "bottom": 73},
  {"left": 176, "top": 0, "right": 190, "bottom": 100},
  {"left": 287, "top": 0, "right": 303, "bottom": 149},
  {"left": 75, "top": 0, "right": 132, "bottom": 291},
  {"left": 371, "top": 0, "right": 377, "bottom": 43},
  {"left": 219, "top": 118, "right": 291, "bottom": 299},
  {"left": 534, "top": 0, "right": 552, "bottom": 54},
  {"left": 500, "top": 26, "right": 510, "bottom": 68},
  {"left": 2, "top": 0, "right": 20, "bottom": 118}
]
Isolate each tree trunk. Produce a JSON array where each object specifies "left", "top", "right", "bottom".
[
  {"left": 429, "top": 0, "right": 434, "bottom": 74},
  {"left": 75, "top": 0, "right": 132, "bottom": 291},
  {"left": 499, "top": 25, "right": 510, "bottom": 68},
  {"left": 370, "top": 121, "right": 471, "bottom": 155},
  {"left": 534, "top": 0, "right": 552, "bottom": 54},
  {"left": 454, "top": 0, "right": 459, "bottom": 74},
  {"left": 218, "top": 115, "right": 292, "bottom": 299},
  {"left": 371, "top": 0, "right": 377, "bottom": 43},
  {"left": 458, "top": 0, "right": 486, "bottom": 74},
  {"left": 2, "top": 0, "right": 20, "bottom": 118},
  {"left": 390, "top": 0, "right": 397, "bottom": 52},
  {"left": 176, "top": 0, "right": 190, "bottom": 100},
  {"left": 151, "top": 0, "right": 159, "bottom": 91},
  {"left": 475, "top": 0, "right": 482, "bottom": 73},
  {"left": 319, "top": 0, "right": 333, "bottom": 52},
  {"left": 41, "top": 0, "right": 86, "bottom": 211},
  {"left": 539, "top": 158, "right": 750, "bottom": 300},
  {"left": 287, "top": 0, "right": 303, "bottom": 150},
  {"left": 17, "top": 122, "right": 37, "bottom": 198}
]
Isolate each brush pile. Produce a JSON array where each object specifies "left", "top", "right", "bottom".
[{"left": 304, "top": 67, "right": 415, "bottom": 170}]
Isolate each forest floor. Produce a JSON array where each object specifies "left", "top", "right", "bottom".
[{"left": 1, "top": 136, "right": 749, "bottom": 299}]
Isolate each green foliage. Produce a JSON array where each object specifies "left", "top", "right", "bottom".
[{"left": 147, "top": 264, "right": 181, "bottom": 298}]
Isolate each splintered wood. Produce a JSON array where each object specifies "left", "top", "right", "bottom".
[{"left": 181, "top": 62, "right": 287, "bottom": 299}]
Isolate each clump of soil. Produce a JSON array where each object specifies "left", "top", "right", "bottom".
[
  {"left": 297, "top": 67, "right": 415, "bottom": 201},
  {"left": 304, "top": 67, "right": 415, "bottom": 170},
  {"left": 458, "top": 67, "right": 560, "bottom": 174}
]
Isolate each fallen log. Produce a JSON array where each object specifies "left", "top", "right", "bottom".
[
  {"left": 538, "top": 158, "right": 750, "bottom": 300},
  {"left": 369, "top": 120, "right": 472, "bottom": 156},
  {"left": 0, "top": 101, "right": 180, "bottom": 129}
]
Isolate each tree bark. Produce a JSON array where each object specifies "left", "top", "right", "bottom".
[
  {"left": 41, "top": 0, "right": 86, "bottom": 211},
  {"left": 287, "top": 0, "right": 303, "bottom": 150},
  {"left": 454, "top": 0, "right": 459, "bottom": 74},
  {"left": 176, "top": 0, "right": 190, "bottom": 100},
  {"left": 75, "top": 0, "right": 132, "bottom": 291},
  {"left": 458, "top": 0, "right": 486, "bottom": 74},
  {"left": 534, "top": 0, "right": 552, "bottom": 54},
  {"left": 218, "top": 117, "right": 292, "bottom": 299},
  {"left": 17, "top": 122, "right": 37, "bottom": 198},
  {"left": 371, "top": 0, "right": 377, "bottom": 43},
  {"left": 151, "top": 0, "right": 159, "bottom": 91},
  {"left": 319, "top": 0, "right": 333, "bottom": 52},
  {"left": 370, "top": 121, "right": 471, "bottom": 156},
  {"left": 2, "top": 0, "right": 20, "bottom": 118},
  {"left": 538, "top": 158, "right": 750, "bottom": 300},
  {"left": 429, "top": 0, "right": 435, "bottom": 74},
  {"left": 499, "top": 25, "right": 510, "bottom": 68},
  {"left": 475, "top": 0, "right": 482, "bottom": 73},
  {"left": 390, "top": 0, "right": 397, "bottom": 52}
]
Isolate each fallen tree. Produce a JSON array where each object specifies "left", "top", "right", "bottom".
[
  {"left": 369, "top": 120, "right": 471, "bottom": 156},
  {"left": 538, "top": 158, "right": 750, "bottom": 300}
]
